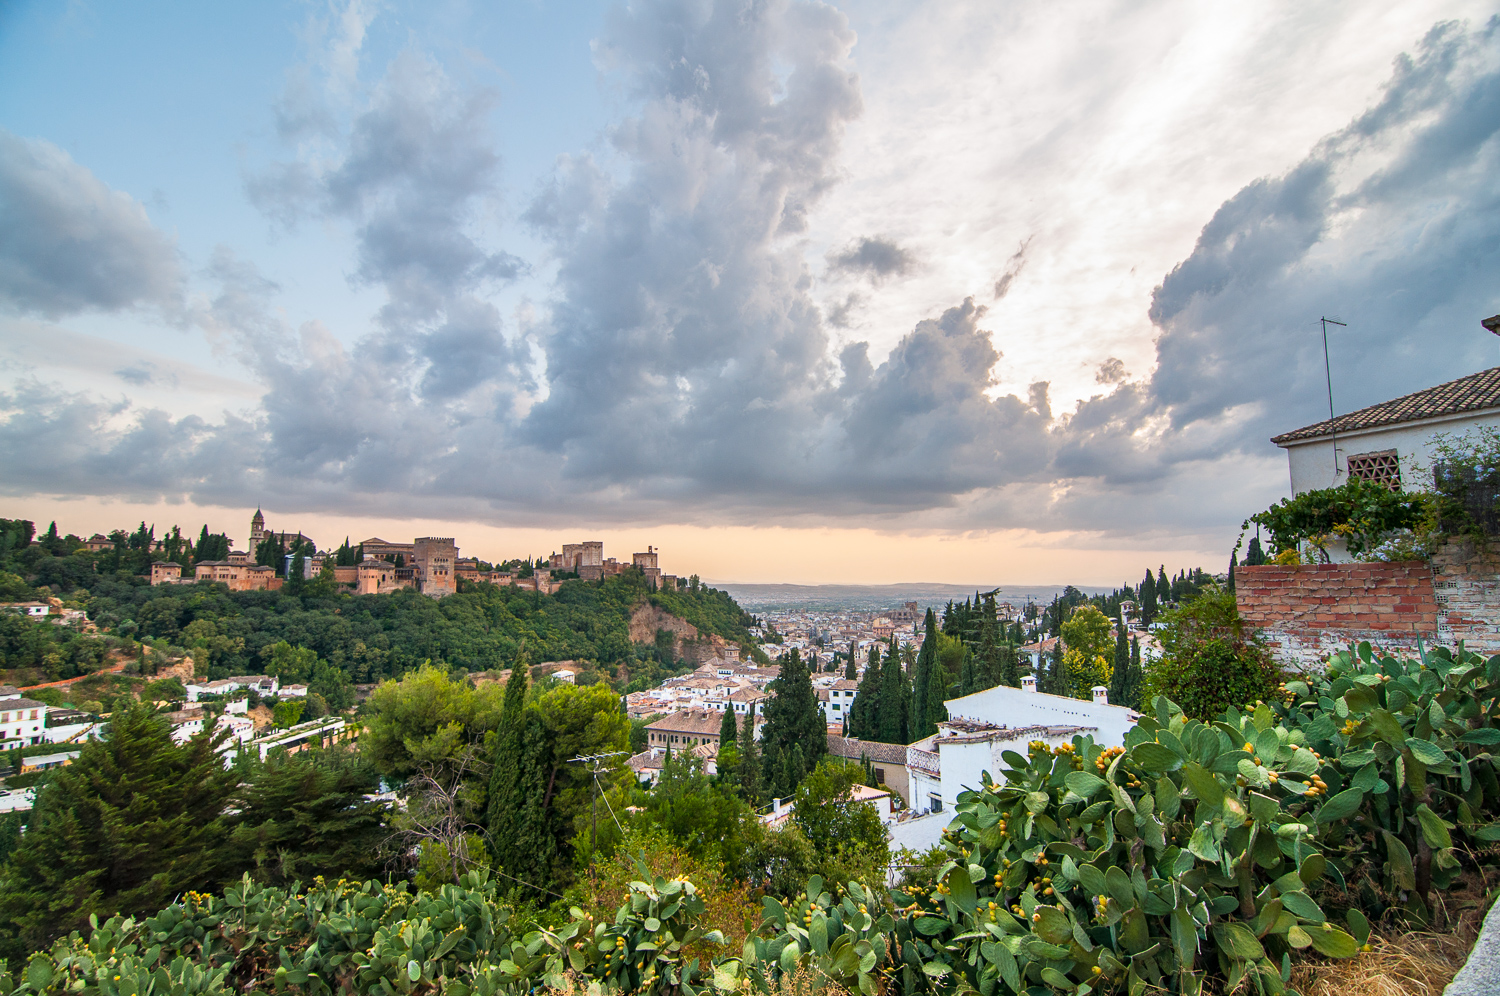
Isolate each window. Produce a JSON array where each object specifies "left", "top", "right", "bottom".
[
  {"left": 1347, "top": 449, "right": 1402, "bottom": 490},
  {"left": 873, "top": 767, "right": 885, "bottom": 784},
  {"left": 928, "top": 793, "right": 943, "bottom": 813}
]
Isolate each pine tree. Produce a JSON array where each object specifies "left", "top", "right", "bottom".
[
  {"left": 738, "top": 710, "right": 762, "bottom": 805},
  {"left": 758, "top": 649, "right": 826, "bottom": 799},
  {"left": 228, "top": 750, "right": 388, "bottom": 885},
  {"left": 877, "top": 641, "right": 909, "bottom": 745},
  {"left": 0, "top": 704, "right": 236, "bottom": 956},
  {"left": 848, "top": 644, "right": 882, "bottom": 740}
]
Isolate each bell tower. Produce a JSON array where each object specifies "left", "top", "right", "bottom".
[{"left": 250, "top": 508, "right": 266, "bottom": 549}]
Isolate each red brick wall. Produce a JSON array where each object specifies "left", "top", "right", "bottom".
[
  {"left": 1236, "top": 562, "right": 1439, "bottom": 668},
  {"left": 1236, "top": 544, "right": 1500, "bottom": 668}
]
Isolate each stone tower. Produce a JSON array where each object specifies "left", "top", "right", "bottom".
[{"left": 249, "top": 508, "right": 267, "bottom": 550}]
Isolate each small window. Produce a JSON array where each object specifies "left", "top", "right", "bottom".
[
  {"left": 1347, "top": 449, "right": 1402, "bottom": 490},
  {"left": 873, "top": 767, "right": 885, "bottom": 784},
  {"left": 929, "top": 794, "right": 943, "bottom": 813}
]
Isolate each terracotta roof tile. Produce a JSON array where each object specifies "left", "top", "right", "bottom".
[{"left": 1272, "top": 367, "right": 1500, "bottom": 444}]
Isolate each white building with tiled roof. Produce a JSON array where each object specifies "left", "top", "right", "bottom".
[{"left": 1273, "top": 350, "right": 1500, "bottom": 497}]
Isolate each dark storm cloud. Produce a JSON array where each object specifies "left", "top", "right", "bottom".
[
  {"left": 1142, "top": 17, "right": 1500, "bottom": 448},
  {"left": 0, "top": 130, "right": 182, "bottom": 318},
  {"left": 828, "top": 236, "right": 916, "bottom": 280}
]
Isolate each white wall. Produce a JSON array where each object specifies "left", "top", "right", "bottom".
[
  {"left": 944, "top": 685, "right": 1138, "bottom": 747},
  {"left": 1285, "top": 410, "right": 1500, "bottom": 496}
]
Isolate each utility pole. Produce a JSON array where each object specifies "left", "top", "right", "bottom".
[
  {"left": 1320, "top": 317, "right": 1347, "bottom": 480},
  {"left": 568, "top": 751, "right": 627, "bottom": 880}
]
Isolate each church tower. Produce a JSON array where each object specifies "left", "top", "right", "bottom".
[{"left": 250, "top": 508, "right": 267, "bottom": 550}]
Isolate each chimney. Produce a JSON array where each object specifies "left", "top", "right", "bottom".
[
  {"left": 1093, "top": 686, "right": 1109, "bottom": 705},
  {"left": 1022, "top": 675, "right": 1037, "bottom": 693}
]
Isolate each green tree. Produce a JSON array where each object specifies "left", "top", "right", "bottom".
[
  {"left": 718, "top": 705, "right": 738, "bottom": 747},
  {"left": 791, "top": 758, "right": 888, "bottom": 860},
  {"left": 843, "top": 643, "right": 857, "bottom": 681},
  {"left": 847, "top": 644, "right": 881, "bottom": 740},
  {"left": 1060, "top": 604, "right": 1112, "bottom": 663},
  {"left": 758, "top": 649, "right": 825, "bottom": 799},
  {"left": 738, "top": 708, "right": 763, "bottom": 806},
  {"left": 363, "top": 663, "right": 505, "bottom": 780},
  {"left": 272, "top": 700, "right": 305, "bottom": 728},
  {"left": 1109, "top": 613, "right": 1130, "bottom": 705},
  {"left": 0, "top": 705, "right": 237, "bottom": 956},
  {"left": 998, "top": 644, "right": 1021, "bottom": 688},
  {"left": 228, "top": 748, "right": 389, "bottom": 885},
  {"left": 908, "top": 610, "right": 946, "bottom": 740},
  {"left": 876, "top": 641, "right": 909, "bottom": 745},
  {"left": 1142, "top": 587, "right": 1280, "bottom": 720}
]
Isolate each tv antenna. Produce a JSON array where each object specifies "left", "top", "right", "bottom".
[
  {"left": 1320, "top": 317, "right": 1346, "bottom": 478},
  {"left": 568, "top": 750, "right": 629, "bottom": 878}
]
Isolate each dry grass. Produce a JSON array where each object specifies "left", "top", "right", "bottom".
[{"left": 1289, "top": 888, "right": 1490, "bottom": 996}]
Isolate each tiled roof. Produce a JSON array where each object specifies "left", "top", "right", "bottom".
[
  {"left": 826, "top": 734, "right": 907, "bottom": 765},
  {"left": 646, "top": 710, "right": 726, "bottom": 736},
  {"left": 1272, "top": 366, "right": 1500, "bottom": 444}
]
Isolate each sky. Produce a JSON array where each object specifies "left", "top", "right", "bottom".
[{"left": 1, "top": 0, "right": 1498, "bottom": 586}]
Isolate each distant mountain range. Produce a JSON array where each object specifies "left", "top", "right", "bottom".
[{"left": 709, "top": 581, "right": 1112, "bottom": 612}]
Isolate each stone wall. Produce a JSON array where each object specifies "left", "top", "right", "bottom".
[{"left": 1236, "top": 539, "right": 1500, "bottom": 668}]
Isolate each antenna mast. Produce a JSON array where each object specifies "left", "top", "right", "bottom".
[{"left": 1320, "top": 317, "right": 1347, "bottom": 479}]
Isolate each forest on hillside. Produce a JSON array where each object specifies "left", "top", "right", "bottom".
[{"left": 0, "top": 517, "right": 759, "bottom": 687}]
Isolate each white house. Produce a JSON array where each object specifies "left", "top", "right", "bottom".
[
  {"left": 1273, "top": 358, "right": 1500, "bottom": 500},
  {"left": 0, "top": 603, "right": 49, "bottom": 618},
  {"left": 186, "top": 675, "right": 279, "bottom": 703},
  {"left": 0, "top": 699, "right": 49, "bottom": 746},
  {"left": 906, "top": 718, "right": 1097, "bottom": 815},
  {"left": 945, "top": 679, "right": 1139, "bottom": 746},
  {"left": 816, "top": 678, "right": 860, "bottom": 725}
]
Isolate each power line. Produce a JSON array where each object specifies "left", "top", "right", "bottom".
[{"left": 568, "top": 751, "right": 629, "bottom": 878}]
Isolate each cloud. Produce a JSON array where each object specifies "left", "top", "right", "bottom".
[
  {"left": 10, "top": 5, "right": 1499, "bottom": 553},
  {"left": 1142, "top": 17, "right": 1500, "bottom": 449},
  {"left": 827, "top": 236, "right": 916, "bottom": 280},
  {"left": 992, "top": 238, "right": 1030, "bottom": 300},
  {"left": 0, "top": 130, "right": 181, "bottom": 318}
]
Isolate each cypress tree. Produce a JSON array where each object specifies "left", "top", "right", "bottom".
[
  {"left": 1109, "top": 613, "right": 1130, "bottom": 705},
  {"left": 848, "top": 644, "right": 882, "bottom": 740},
  {"left": 1141, "top": 570, "right": 1157, "bottom": 623},
  {"left": 1121, "top": 636, "right": 1144, "bottom": 709},
  {"left": 877, "top": 641, "right": 909, "bottom": 745},
  {"left": 738, "top": 710, "right": 762, "bottom": 805},
  {"left": 844, "top": 642, "right": 857, "bottom": 681},
  {"left": 1246, "top": 535, "right": 1265, "bottom": 566},
  {"left": 718, "top": 704, "right": 738, "bottom": 746},
  {"left": 909, "top": 609, "right": 940, "bottom": 739},
  {"left": 487, "top": 660, "right": 560, "bottom": 891},
  {"left": 959, "top": 648, "right": 976, "bottom": 696},
  {"left": 0, "top": 704, "right": 236, "bottom": 956},
  {"left": 1228, "top": 550, "right": 1238, "bottom": 592},
  {"left": 1045, "top": 641, "right": 1067, "bottom": 695},
  {"left": 998, "top": 644, "right": 1021, "bottom": 687},
  {"left": 1157, "top": 566, "right": 1170, "bottom": 605},
  {"left": 758, "top": 649, "right": 825, "bottom": 799}
]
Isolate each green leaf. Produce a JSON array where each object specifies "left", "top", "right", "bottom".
[
  {"left": 1214, "top": 923, "right": 1265, "bottom": 961},
  {"left": 1189, "top": 824, "right": 1221, "bottom": 861},
  {"left": 1346, "top": 909, "right": 1371, "bottom": 946},
  {"left": 1033, "top": 907, "right": 1073, "bottom": 946},
  {"left": 1078, "top": 863, "right": 1107, "bottom": 897},
  {"left": 1039, "top": 967, "right": 1072, "bottom": 988},
  {"left": 1105, "top": 866, "right": 1135, "bottom": 908},
  {"left": 1280, "top": 891, "right": 1325, "bottom": 923},
  {"left": 1343, "top": 684, "right": 1379, "bottom": 712},
  {"left": 1064, "top": 770, "right": 1108, "bottom": 799},
  {"left": 1171, "top": 907, "right": 1199, "bottom": 971},
  {"left": 914, "top": 917, "right": 949, "bottom": 936},
  {"left": 1459, "top": 728, "right": 1500, "bottom": 745},
  {"left": 922, "top": 961, "right": 952, "bottom": 978},
  {"left": 1383, "top": 832, "right": 1416, "bottom": 891},
  {"left": 1307, "top": 925, "right": 1359, "bottom": 958},
  {"left": 1131, "top": 742, "right": 1183, "bottom": 772},
  {"left": 1316, "top": 787, "right": 1365, "bottom": 824},
  {"left": 1368, "top": 709, "right": 1407, "bottom": 747},
  {"left": 1415, "top": 804, "right": 1454, "bottom": 849},
  {"left": 407, "top": 960, "right": 421, "bottom": 982},
  {"left": 1182, "top": 763, "right": 1224, "bottom": 811},
  {"left": 1406, "top": 738, "right": 1450, "bottom": 767},
  {"left": 946, "top": 864, "right": 977, "bottom": 915}
]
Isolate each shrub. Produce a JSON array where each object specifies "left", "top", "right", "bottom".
[
  {"left": 1244, "top": 477, "right": 1427, "bottom": 561},
  {"left": 1143, "top": 586, "right": 1281, "bottom": 720}
]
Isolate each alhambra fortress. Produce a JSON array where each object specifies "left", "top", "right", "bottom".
[{"left": 148, "top": 510, "right": 676, "bottom": 597}]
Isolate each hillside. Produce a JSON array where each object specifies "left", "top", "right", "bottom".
[{"left": 0, "top": 551, "right": 759, "bottom": 687}]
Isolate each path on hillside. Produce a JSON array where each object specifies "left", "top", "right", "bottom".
[{"left": 20, "top": 659, "right": 130, "bottom": 692}]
